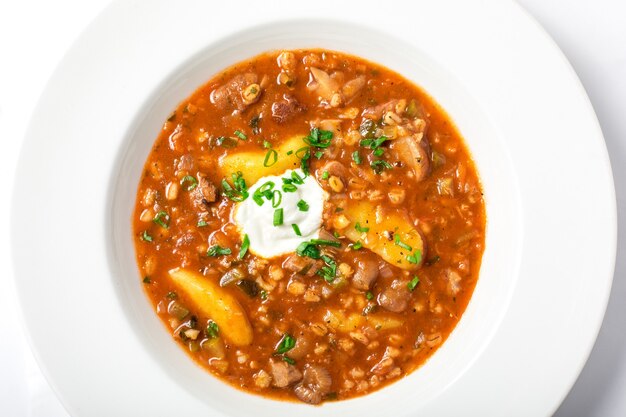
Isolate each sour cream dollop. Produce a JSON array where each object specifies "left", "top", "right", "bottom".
[{"left": 234, "top": 169, "right": 326, "bottom": 258}]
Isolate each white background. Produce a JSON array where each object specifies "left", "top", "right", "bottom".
[{"left": 0, "top": 0, "right": 624, "bottom": 416}]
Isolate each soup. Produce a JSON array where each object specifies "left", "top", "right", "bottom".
[{"left": 133, "top": 49, "right": 485, "bottom": 404}]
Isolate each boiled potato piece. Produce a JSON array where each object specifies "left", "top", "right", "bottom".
[
  {"left": 324, "top": 309, "right": 402, "bottom": 332},
  {"left": 342, "top": 200, "right": 424, "bottom": 270},
  {"left": 218, "top": 135, "right": 307, "bottom": 184},
  {"left": 169, "top": 268, "right": 253, "bottom": 346}
]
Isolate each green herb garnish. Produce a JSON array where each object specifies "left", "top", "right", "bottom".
[
  {"left": 352, "top": 241, "right": 363, "bottom": 250},
  {"left": 152, "top": 211, "right": 170, "bottom": 229},
  {"left": 352, "top": 151, "right": 362, "bottom": 165},
  {"left": 197, "top": 220, "right": 208, "bottom": 227},
  {"left": 239, "top": 234, "right": 250, "bottom": 259},
  {"left": 207, "top": 245, "right": 232, "bottom": 257},
  {"left": 297, "top": 199, "right": 309, "bottom": 211},
  {"left": 292, "top": 224, "right": 302, "bottom": 236},
  {"left": 366, "top": 291, "right": 374, "bottom": 300},
  {"left": 263, "top": 149, "right": 278, "bottom": 167},
  {"left": 206, "top": 320, "right": 219, "bottom": 338},
  {"left": 370, "top": 159, "right": 393, "bottom": 174},
  {"left": 180, "top": 175, "right": 198, "bottom": 191},
  {"left": 321, "top": 170, "right": 329, "bottom": 180},
  {"left": 406, "top": 249, "right": 422, "bottom": 264},
  {"left": 273, "top": 208, "right": 284, "bottom": 226},
  {"left": 304, "top": 128, "right": 333, "bottom": 148},
  {"left": 408, "top": 276, "right": 420, "bottom": 291},
  {"left": 234, "top": 130, "right": 247, "bottom": 140},
  {"left": 355, "top": 222, "right": 370, "bottom": 233},
  {"left": 317, "top": 254, "right": 337, "bottom": 283},
  {"left": 221, "top": 172, "right": 249, "bottom": 202},
  {"left": 394, "top": 234, "right": 413, "bottom": 251},
  {"left": 140, "top": 230, "right": 153, "bottom": 242},
  {"left": 282, "top": 356, "right": 295, "bottom": 365},
  {"left": 275, "top": 334, "right": 296, "bottom": 354}
]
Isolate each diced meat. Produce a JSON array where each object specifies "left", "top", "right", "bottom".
[
  {"left": 293, "top": 364, "right": 332, "bottom": 404},
  {"left": 282, "top": 254, "right": 322, "bottom": 277},
  {"left": 210, "top": 73, "right": 259, "bottom": 112},
  {"left": 271, "top": 94, "right": 306, "bottom": 123},
  {"left": 269, "top": 360, "right": 302, "bottom": 388},
  {"left": 190, "top": 174, "right": 218, "bottom": 210},
  {"left": 391, "top": 135, "right": 430, "bottom": 182},
  {"left": 287, "top": 334, "right": 312, "bottom": 360},
  {"left": 444, "top": 269, "right": 462, "bottom": 296},
  {"left": 352, "top": 255, "right": 379, "bottom": 290},
  {"left": 378, "top": 279, "right": 411, "bottom": 313},
  {"left": 316, "top": 161, "right": 349, "bottom": 183},
  {"left": 341, "top": 75, "right": 366, "bottom": 101},
  {"left": 309, "top": 67, "right": 339, "bottom": 101},
  {"left": 362, "top": 99, "right": 401, "bottom": 120},
  {"left": 177, "top": 154, "right": 195, "bottom": 173}
]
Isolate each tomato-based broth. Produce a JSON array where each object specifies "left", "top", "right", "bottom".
[{"left": 133, "top": 49, "right": 485, "bottom": 404}]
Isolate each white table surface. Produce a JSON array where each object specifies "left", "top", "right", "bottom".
[{"left": 1, "top": 0, "right": 624, "bottom": 416}]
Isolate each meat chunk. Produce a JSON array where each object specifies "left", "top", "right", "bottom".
[
  {"left": 444, "top": 269, "right": 462, "bottom": 296},
  {"left": 210, "top": 73, "right": 259, "bottom": 112},
  {"left": 293, "top": 364, "right": 332, "bottom": 404},
  {"left": 378, "top": 279, "right": 411, "bottom": 313},
  {"left": 391, "top": 135, "right": 430, "bottom": 182},
  {"left": 352, "top": 255, "right": 379, "bottom": 290},
  {"left": 362, "top": 99, "right": 402, "bottom": 120},
  {"left": 271, "top": 94, "right": 306, "bottom": 123},
  {"left": 287, "top": 334, "right": 312, "bottom": 360},
  {"left": 282, "top": 254, "right": 322, "bottom": 277},
  {"left": 316, "top": 161, "right": 349, "bottom": 183},
  {"left": 269, "top": 360, "right": 302, "bottom": 388},
  {"left": 190, "top": 174, "right": 218, "bottom": 210}
]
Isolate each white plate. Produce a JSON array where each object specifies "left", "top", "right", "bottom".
[{"left": 11, "top": 0, "right": 616, "bottom": 416}]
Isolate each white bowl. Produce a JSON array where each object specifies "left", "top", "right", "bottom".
[{"left": 11, "top": 1, "right": 615, "bottom": 416}]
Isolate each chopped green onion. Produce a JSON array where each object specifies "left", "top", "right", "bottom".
[
  {"left": 296, "top": 241, "right": 321, "bottom": 259},
  {"left": 286, "top": 150, "right": 294, "bottom": 155},
  {"left": 290, "top": 171, "right": 304, "bottom": 185},
  {"left": 282, "top": 183, "right": 297, "bottom": 193},
  {"left": 239, "top": 234, "right": 250, "bottom": 259},
  {"left": 310, "top": 238, "right": 341, "bottom": 247},
  {"left": 370, "top": 159, "right": 393, "bottom": 174},
  {"left": 207, "top": 245, "right": 232, "bottom": 257},
  {"left": 321, "top": 171, "right": 329, "bottom": 180},
  {"left": 180, "top": 175, "right": 198, "bottom": 191},
  {"left": 406, "top": 249, "right": 422, "bottom": 264},
  {"left": 221, "top": 172, "right": 249, "bottom": 202},
  {"left": 297, "top": 199, "right": 309, "bottom": 211},
  {"left": 352, "top": 241, "right": 363, "bottom": 250},
  {"left": 352, "top": 151, "right": 362, "bottom": 165},
  {"left": 303, "top": 128, "right": 334, "bottom": 148},
  {"left": 273, "top": 208, "right": 284, "bottom": 226},
  {"left": 292, "top": 224, "right": 302, "bottom": 236},
  {"left": 263, "top": 140, "right": 272, "bottom": 148},
  {"left": 234, "top": 130, "right": 247, "bottom": 140},
  {"left": 394, "top": 234, "right": 413, "bottom": 251},
  {"left": 152, "top": 211, "right": 170, "bottom": 229},
  {"left": 355, "top": 222, "right": 370, "bottom": 233},
  {"left": 317, "top": 254, "right": 337, "bottom": 283},
  {"left": 275, "top": 334, "right": 296, "bottom": 354},
  {"left": 197, "top": 220, "right": 208, "bottom": 227},
  {"left": 271, "top": 190, "right": 282, "bottom": 208},
  {"left": 373, "top": 148, "right": 384, "bottom": 157},
  {"left": 366, "top": 291, "right": 374, "bottom": 300},
  {"left": 206, "top": 320, "right": 219, "bottom": 338},
  {"left": 140, "top": 230, "right": 153, "bottom": 242},
  {"left": 282, "top": 356, "right": 295, "bottom": 365},
  {"left": 408, "top": 276, "right": 420, "bottom": 291},
  {"left": 314, "top": 151, "right": 324, "bottom": 159},
  {"left": 263, "top": 149, "right": 278, "bottom": 167}
]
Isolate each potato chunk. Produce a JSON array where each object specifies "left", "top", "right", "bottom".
[
  {"left": 323, "top": 309, "right": 402, "bottom": 333},
  {"left": 168, "top": 268, "right": 253, "bottom": 346},
  {"left": 342, "top": 200, "right": 425, "bottom": 270},
  {"left": 218, "top": 135, "right": 307, "bottom": 184}
]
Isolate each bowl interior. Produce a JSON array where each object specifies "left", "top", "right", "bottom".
[{"left": 107, "top": 19, "right": 522, "bottom": 417}]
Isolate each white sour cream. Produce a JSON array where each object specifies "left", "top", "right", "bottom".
[{"left": 234, "top": 169, "right": 326, "bottom": 258}]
